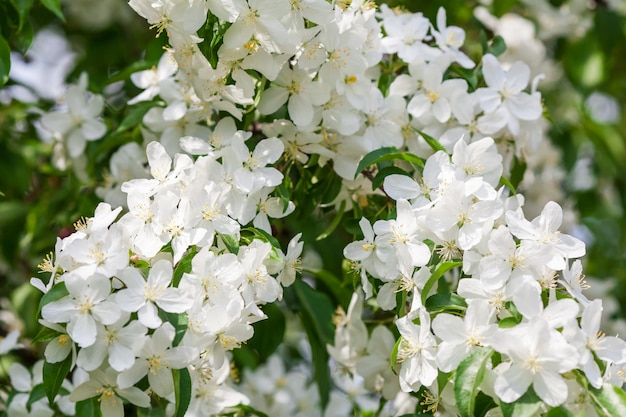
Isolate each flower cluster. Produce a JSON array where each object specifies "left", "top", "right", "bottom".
[
  {"left": 32, "top": 134, "right": 302, "bottom": 416},
  {"left": 338, "top": 138, "right": 626, "bottom": 413},
  {"left": 6, "top": 0, "right": 624, "bottom": 416}
]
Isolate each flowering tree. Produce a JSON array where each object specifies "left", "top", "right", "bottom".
[{"left": 2, "top": 0, "right": 626, "bottom": 416}]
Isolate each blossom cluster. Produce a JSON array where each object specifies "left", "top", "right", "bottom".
[
  {"left": 30, "top": 134, "right": 302, "bottom": 416},
  {"left": 339, "top": 136, "right": 626, "bottom": 412},
  {"left": 3, "top": 0, "right": 624, "bottom": 416}
]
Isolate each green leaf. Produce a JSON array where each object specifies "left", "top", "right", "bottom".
[
  {"left": 219, "top": 233, "right": 240, "bottom": 254},
  {"left": 499, "top": 176, "right": 516, "bottom": 195},
  {"left": 424, "top": 293, "right": 467, "bottom": 314},
  {"left": 499, "top": 387, "right": 542, "bottom": 417},
  {"left": 293, "top": 280, "right": 335, "bottom": 409},
  {"left": 242, "top": 227, "right": 282, "bottom": 250},
  {"left": 26, "top": 384, "right": 46, "bottom": 410},
  {"left": 316, "top": 200, "right": 346, "bottom": 241},
  {"left": 588, "top": 383, "right": 626, "bottom": 417},
  {"left": 43, "top": 354, "right": 73, "bottom": 404},
  {"left": 165, "top": 312, "right": 188, "bottom": 347},
  {"left": 498, "top": 316, "right": 520, "bottom": 328},
  {"left": 39, "top": 0, "right": 64, "bottom": 21},
  {"left": 246, "top": 302, "right": 285, "bottom": 363},
  {"left": 74, "top": 396, "right": 102, "bottom": 416},
  {"left": 454, "top": 348, "right": 493, "bottom": 417},
  {"left": 304, "top": 268, "right": 352, "bottom": 307},
  {"left": 354, "top": 147, "right": 424, "bottom": 179},
  {"left": 390, "top": 336, "right": 402, "bottom": 373},
  {"left": 115, "top": 102, "right": 160, "bottom": 133},
  {"left": 172, "top": 249, "right": 196, "bottom": 287},
  {"left": 509, "top": 156, "right": 527, "bottom": 190},
  {"left": 421, "top": 262, "right": 462, "bottom": 305},
  {"left": 372, "top": 166, "right": 412, "bottom": 191},
  {"left": 0, "top": 35, "right": 10, "bottom": 87},
  {"left": 172, "top": 368, "right": 192, "bottom": 417},
  {"left": 234, "top": 404, "right": 270, "bottom": 417},
  {"left": 13, "top": 0, "right": 34, "bottom": 26},
  {"left": 38, "top": 282, "right": 68, "bottom": 314},
  {"left": 489, "top": 35, "right": 507, "bottom": 56},
  {"left": 32, "top": 326, "right": 60, "bottom": 344},
  {"left": 545, "top": 406, "right": 575, "bottom": 417},
  {"left": 414, "top": 129, "right": 447, "bottom": 153}
]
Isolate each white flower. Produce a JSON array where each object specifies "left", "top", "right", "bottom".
[
  {"left": 116, "top": 260, "right": 194, "bottom": 329},
  {"left": 395, "top": 309, "right": 438, "bottom": 392},
  {"left": 0, "top": 330, "right": 22, "bottom": 355},
  {"left": 40, "top": 76, "right": 106, "bottom": 158},
  {"left": 432, "top": 301, "right": 497, "bottom": 372},
  {"left": 505, "top": 201, "right": 586, "bottom": 270},
  {"left": 475, "top": 54, "right": 542, "bottom": 136},
  {"left": 128, "top": 52, "right": 178, "bottom": 104},
  {"left": 41, "top": 273, "right": 120, "bottom": 347},
  {"left": 563, "top": 300, "right": 626, "bottom": 388},
  {"left": 258, "top": 66, "right": 330, "bottom": 127},
  {"left": 76, "top": 314, "right": 147, "bottom": 372},
  {"left": 493, "top": 318, "right": 578, "bottom": 407},
  {"left": 355, "top": 326, "right": 401, "bottom": 400},
  {"left": 278, "top": 233, "right": 303, "bottom": 287},
  {"left": 117, "top": 322, "right": 197, "bottom": 397},
  {"left": 71, "top": 367, "right": 150, "bottom": 417}
]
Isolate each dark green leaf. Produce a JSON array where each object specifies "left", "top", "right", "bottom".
[
  {"left": 12, "top": 0, "right": 34, "bottom": 30},
  {"left": 588, "top": 383, "right": 626, "bottom": 417},
  {"left": 424, "top": 293, "right": 467, "bottom": 314},
  {"left": 489, "top": 35, "right": 507, "bottom": 56},
  {"left": 235, "top": 404, "right": 270, "bottom": 417},
  {"left": 414, "top": 130, "right": 447, "bottom": 153},
  {"left": 242, "top": 227, "right": 282, "bottom": 250},
  {"left": 74, "top": 396, "right": 102, "bottom": 416},
  {"left": 246, "top": 302, "right": 285, "bottom": 363},
  {"left": 0, "top": 35, "right": 9, "bottom": 86},
  {"left": 38, "top": 282, "right": 68, "bottom": 314},
  {"left": 165, "top": 312, "right": 188, "bottom": 347},
  {"left": 43, "top": 354, "right": 73, "bottom": 404},
  {"left": 39, "top": 0, "right": 64, "bottom": 21},
  {"left": 304, "top": 268, "right": 352, "bottom": 307},
  {"left": 354, "top": 147, "right": 424, "bottom": 179},
  {"left": 500, "top": 176, "right": 516, "bottom": 195},
  {"left": 545, "top": 406, "right": 575, "bottom": 417},
  {"left": 26, "top": 384, "right": 46, "bottom": 410},
  {"left": 172, "top": 249, "right": 196, "bottom": 287},
  {"left": 390, "top": 336, "right": 402, "bottom": 373},
  {"left": 421, "top": 262, "right": 462, "bottom": 305},
  {"left": 115, "top": 102, "right": 160, "bottom": 133},
  {"left": 316, "top": 200, "right": 345, "bottom": 241},
  {"left": 454, "top": 348, "right": 493, "bottom": 417},
  {"left": 500, "top": 387, "right": 542, "bottom": 417},
  {"left": 32, "top": 326, "right": 60, "bottom": 344},
  {"left": 498, "top": 317, "right": 520, "bottom": 328},
  {"left": 172, "top": 368, "right": 192, "bottom": 417},
  {"left": 219, "top": 233, "right": 240, "bottom": 254},
  {"left": 510, "top": 156, "right": 527, "bottom": 190},
  {"left": 293, "top": 280, "right": 335, "bottom": 409}
]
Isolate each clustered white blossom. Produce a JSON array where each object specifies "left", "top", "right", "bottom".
[
  {"left": 7, "top": 0, "right": 625, "bottom": 416},
  {"left": 339, "top": 135, "right": 626, "bottom": 412},
  {"left": 31, "top": 133, "right": 302, "bottom": 416}
]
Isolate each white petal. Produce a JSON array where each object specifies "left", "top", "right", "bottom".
[
  {"left": 258, "top": 87, "right": 289, "bottom": 115},
  {"left": 534, "top": 371, "right": 568, "bottom": 407},
  {"left": 494, "top": 365, "right": 532, "bottom": 403}
]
